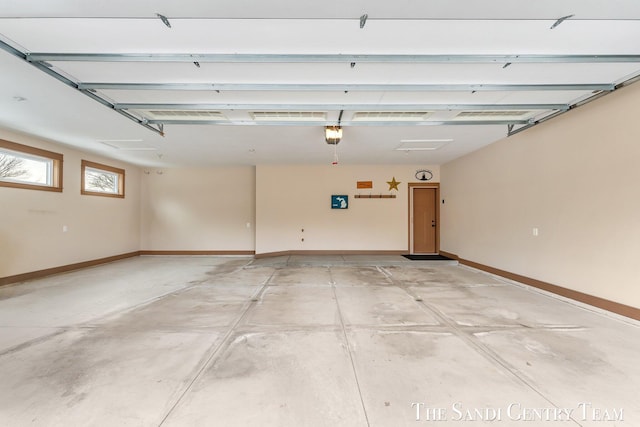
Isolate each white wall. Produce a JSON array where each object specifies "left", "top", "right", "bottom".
[
  {"left": 255, "top": 164, "right": 439, "bottom": 254},
  {"left": 140, "top": 167, "right": 255, "bottom": 251},
  {"left": 0, "top": 129, "right": 141, "bottom": 277},
  {"left": 441, "top": 82, "right": 640, "bottom": 308}
]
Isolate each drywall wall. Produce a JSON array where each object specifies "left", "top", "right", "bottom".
[
  {"left": 441, "top": 82, "right": 640, "bottom": 308},
  {"left": 140, "top": 167, "right": 255, "bottom": 252},
  {"left": 255, "top": 164, "right": 440, "bottom": 254},
  {"left": 0, "top": 129, "right": 140, "bottom": 278}
]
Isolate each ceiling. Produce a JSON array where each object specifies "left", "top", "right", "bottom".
[{"left": 1, "top": 1, "right": 640, "bottom": 167}]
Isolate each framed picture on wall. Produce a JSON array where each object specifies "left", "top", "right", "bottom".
[{"left": 331, "top": 195, "right": 349, "bottom": 209}]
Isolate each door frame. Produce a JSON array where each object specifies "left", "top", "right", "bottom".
[{"left": 408, "top": 183, "right": 440, "bottom": 254}]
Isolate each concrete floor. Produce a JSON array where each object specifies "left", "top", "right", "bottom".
[{"left": 0, "top": 256, "right": 638, "bottom": 427}]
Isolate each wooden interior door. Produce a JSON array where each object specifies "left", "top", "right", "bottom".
[{"left": 413, "top": 188, "right": 437, "bottom": 253}]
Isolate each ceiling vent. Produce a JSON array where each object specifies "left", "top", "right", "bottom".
[
  {"left": 251, "top": 111, "right": 327, "bottom": 121},
  {"left": 142, "top": 110, "right": 227, "bottom": 121},
  {"left": 454, "top": 111, "right": 532, "bottom": 120},
  {"left": 395, "top": 139, "right": 453, "bottom": 151},
  {"left": 352, "top": 111, "right": 431, "bottom": 121}
]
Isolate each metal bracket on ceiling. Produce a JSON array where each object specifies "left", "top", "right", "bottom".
[
  {"left": 550, "top": 14, "right": 574, "bottom": 30},
  {"left": 0, "top": 39, "right": 165, "bottom": 136},
  {"left": 24, "top": 52, "right": 640, "bottom": 64},
  {"left": 156, "top": 13, "right": 172, "bottom": 28},
  {"left": 505, "top": 69, "right": 640, "bottom": 138},
  {"left": 359, "top": 14, "right": 368, "bottom": 29},
  {"left": 144, "top": 119, "right": 531, "bottom": 126},
  {"left": 79, "top": 82, "right": 615, "bottom": 92},
  {"left": 113, "top": 102, "right": 570, "bottom": 111},
  {"left": 507, "top": 124, "right": 514, "bottom": 135}
]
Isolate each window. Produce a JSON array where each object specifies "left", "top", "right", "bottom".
[
  {"left": 0, "top": 139, "right": 63, "bottom": 192},
  {"left": 81, "top": 160, "right": 125, "bottom": 198}
]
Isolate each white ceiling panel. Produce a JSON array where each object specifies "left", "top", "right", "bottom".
[
  {"left": 3, "top": 19, "right": 640, "bottom": 54},
  {"left": 1, "top": 1, "right": 640, "bottom": 167},
  {"left": 2, "top": 0, "right": 640, "bottom": 20}
]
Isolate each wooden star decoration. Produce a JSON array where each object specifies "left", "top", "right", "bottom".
[{"left": 387, "top": 177, "right": 401, "bottom": 191}]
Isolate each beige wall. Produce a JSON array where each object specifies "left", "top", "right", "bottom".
[
  {"left": 256, "top": 164, "right": 440, "bottom": 254},
  {"left": 441, "top": 82, "right": 640, "bottom": 308},
  {"left": 0, "top": 129, "right": 141, "bottom": 277},
  {"left": 140, "top": 167, "right": 255, "bottom": 251}
]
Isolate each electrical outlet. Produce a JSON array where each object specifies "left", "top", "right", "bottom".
[{"left": 532, "top": 227, "right": 539, "bottom": 237}]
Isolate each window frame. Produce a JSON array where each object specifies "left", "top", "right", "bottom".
[
  {"left": 81, "top": 159, "right": 125, "bottom": 199},
  {"left": 0, "top": 139, "right": 63, "bottom": 192}
]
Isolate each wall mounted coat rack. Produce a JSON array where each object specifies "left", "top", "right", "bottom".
[{"left": 354, "top": 194, "right": 396, "bottom": 199}]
